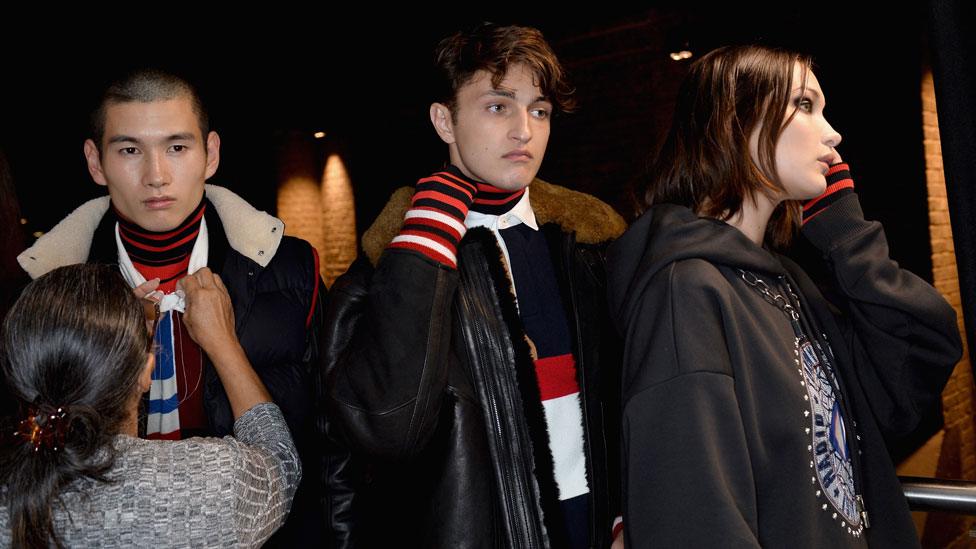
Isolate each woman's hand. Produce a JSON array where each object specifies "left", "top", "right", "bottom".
[
  {"left": 132, "top": 277, "right": 160, "bottom": 299},
  {"left": 178, "top": 268, "right": 240, "bottom": 355},
  {"left": 133, "top": 278, "right": 161, "bottom": 334},
  {"left": 179, "top": 268, "right": 271, "bottom": 417}
]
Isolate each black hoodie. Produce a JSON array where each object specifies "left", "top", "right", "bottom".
[{"left": 607, "top": 194, "right": 961, "bottom": 548}]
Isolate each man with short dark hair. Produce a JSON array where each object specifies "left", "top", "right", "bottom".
[{"left": 18, "top": 69, "right": 327, "bottom": 546}]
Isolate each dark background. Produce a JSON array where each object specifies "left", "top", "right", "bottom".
[{"left": 1, "top": 5, "right": 934, "bottom": 279}]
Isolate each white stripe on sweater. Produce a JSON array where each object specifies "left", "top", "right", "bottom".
[
  {"left": 541, "top": 392, "right": 589, "bottom": 500},
  {"left": 404, "top": 209, "right": 468, "bottom": 236},
  {"left": 147, "top": 410, "right": 181, "bottom": 436},
  {"left": 390, "top": 234, "right": 457, "bottom": 264}
]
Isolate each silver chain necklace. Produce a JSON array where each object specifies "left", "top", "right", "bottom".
[
  {"left": 737, "top": 269, "right": 800, "bottom": 322},
  {"left": 737, "top": 268, "right": 869, "bottom": 529}
]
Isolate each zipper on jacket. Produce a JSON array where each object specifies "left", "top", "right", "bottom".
[
  {"left": 472, "top": 323, "right": 527, "bottom": 544},
  {"left": 457, "top": 242, "right": 547, "bottom": 548}
]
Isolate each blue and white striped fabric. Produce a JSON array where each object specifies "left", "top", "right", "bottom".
[
  {"left": 115, "top": 219, "right": 210, "bottom": 440},
  {"left": 147, "top": 311, "right": 181, "bottom": 439}
]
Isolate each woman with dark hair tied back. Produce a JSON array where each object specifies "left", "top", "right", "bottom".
[
  {"left": 607, "top": 45, "right": 961, "bottom": 547},
  {"left": 0, "top": 264, "right": 300, "bottom": 548}
]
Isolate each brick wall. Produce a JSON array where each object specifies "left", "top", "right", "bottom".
[
  {"left": 319, "top": 153, "right": 357, "bottom": 287},
  {"left": 276, "top": 132, "right": 358, "bottom": 288},
  {"left": 901, "top": 68, "right": 976, "bottom": 549}
]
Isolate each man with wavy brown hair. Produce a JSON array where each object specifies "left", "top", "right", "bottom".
[{"left": 325, "top": 22, "right": 625, "bottom": 548}]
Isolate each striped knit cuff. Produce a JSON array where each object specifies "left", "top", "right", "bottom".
[
  {"left": 802, "top": 163, "right": 855, "bottom": 225},
  {"left": 612, "top": 516, "right": 624, "bottom": 540},
  {"left": 388, "top": 170, "right": 478, "bottom": 268}
]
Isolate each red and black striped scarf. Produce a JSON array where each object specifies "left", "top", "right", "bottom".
[{"left": 116, "top": 201, "right": 206, "bottom": 293}]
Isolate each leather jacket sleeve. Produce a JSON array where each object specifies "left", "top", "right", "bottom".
[
  {"left": 323, "top": 249, "right": 458, "bottom": 461},
  {"left": 310, "top": 274, "right": 359, "bottom": 549}
]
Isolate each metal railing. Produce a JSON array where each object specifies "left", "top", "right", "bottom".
[{"left": 900, "top": 476, "right": 976, "bottom": 514}]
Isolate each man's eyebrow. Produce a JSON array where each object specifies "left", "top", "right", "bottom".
[
  {"left": 106, "top": 132, "right": 196, "bottom": 145},
  {"left": 106, "top": 135, "right": 141, "bottom": 145},
  {"left": 165, "top": 132, "right": 197, "bottom": 141},
  {"left": 481, "top": 89, "right": 551, "bottom": 103},
  {"left": 483, "top": 89, "right": 516, "bottom": 99}
]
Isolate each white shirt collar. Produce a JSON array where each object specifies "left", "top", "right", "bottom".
[
  {"left": 464, "top": 187, "right": 539, "bottom": 232},
  {"left": 114, "top": 218, "right": 209, "bottom": 313}
]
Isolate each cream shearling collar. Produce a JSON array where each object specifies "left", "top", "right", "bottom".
[{"left": 17, "top": 185, "right": 284, "bottom": 279}]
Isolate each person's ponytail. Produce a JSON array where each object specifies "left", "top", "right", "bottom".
[{"left": 1, "top": 264, "right": 150, "bottom": 548}]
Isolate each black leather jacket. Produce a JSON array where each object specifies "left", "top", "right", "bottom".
[{"left": 323, "top": 182, "right": 625, "bottom": 548}]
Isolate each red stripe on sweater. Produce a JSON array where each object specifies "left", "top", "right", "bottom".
[
  {"left": 135, "top": 259, "right": 191, "bottom": 294},
  {"left": 801, "top": 208, "right": 828, "bottom": 224},
  {"left": 826, "top": 163, "right": 850, "bottom": 177},
  {"left": 133, "top": 262, "right": 189, "bottom": 293},
  {"left": 119, "top": 207, "right": 206, "bottom": 241},
  {"left": 122, "top": 230, "right": 200, "bottom": 253},
  {"left": 306, "top": 247, "right": 320, "bottom": 329},
  {"left": 388, "top": 241, "right": 457, "bottom": 268},
  {"left": 173, "top": 311, "right": 205, "bottom": 433},
  {"left": 413, "top": 190, "right": 470, "bottom": 213},
  {"left": 420, "top": 174, "right": 477, "bottom": 200},
  {"left": 147, "top": 430, "right": 182, "bottom": 441},
  {"left": 404, "top": 216, "right": 463, "bottom": 241},
  {"left": 437, "top": 171, "right": 479, "bottom": 193},
  {"left": 534, "top": 353, "right": 580, "bottom": 400},
  {"left": 802, "top": 179, "right": 854, "bottom": 212},
  {"left": 475, "top": 181, "right": 523, "bottom": 194},
  {"left": 399, "top": 228, "right": 458, "bottom": 252}
]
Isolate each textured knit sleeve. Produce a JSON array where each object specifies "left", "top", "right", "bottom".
[{"left": 230, "top": 402, "right": 302, "bottom": 547}]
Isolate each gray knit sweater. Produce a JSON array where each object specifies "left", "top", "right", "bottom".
[{"left": 0, "top": 402, "right": 300, "bottom": 547}]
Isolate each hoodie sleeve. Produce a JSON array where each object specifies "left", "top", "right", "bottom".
[
  {"left": 800, "top": 190, "right": 962, "bottom": 438},
  {"left": 621, "top": 259, "right": 760, "bottom": 548}
]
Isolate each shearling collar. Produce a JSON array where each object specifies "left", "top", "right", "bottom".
[
  {"left": 362, "top": 177, "right": 627, "bottom": 266},
  {"left": 17, "top": 185, "right": 284, "bottom": 279}
]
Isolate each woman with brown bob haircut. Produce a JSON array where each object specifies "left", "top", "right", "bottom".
[{"left": 606, "top": 45, "right": 961, "bottom": 547}]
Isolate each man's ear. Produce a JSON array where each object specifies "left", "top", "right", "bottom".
[
  {"left": 84, "top": 139, "right": 108, "bottom": 186},
  {"left": 205, "top": 131, "right": 221, "bottom": 180},
  {"left": 429, "top": 103, "right": 457, "bottom": 145}
]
